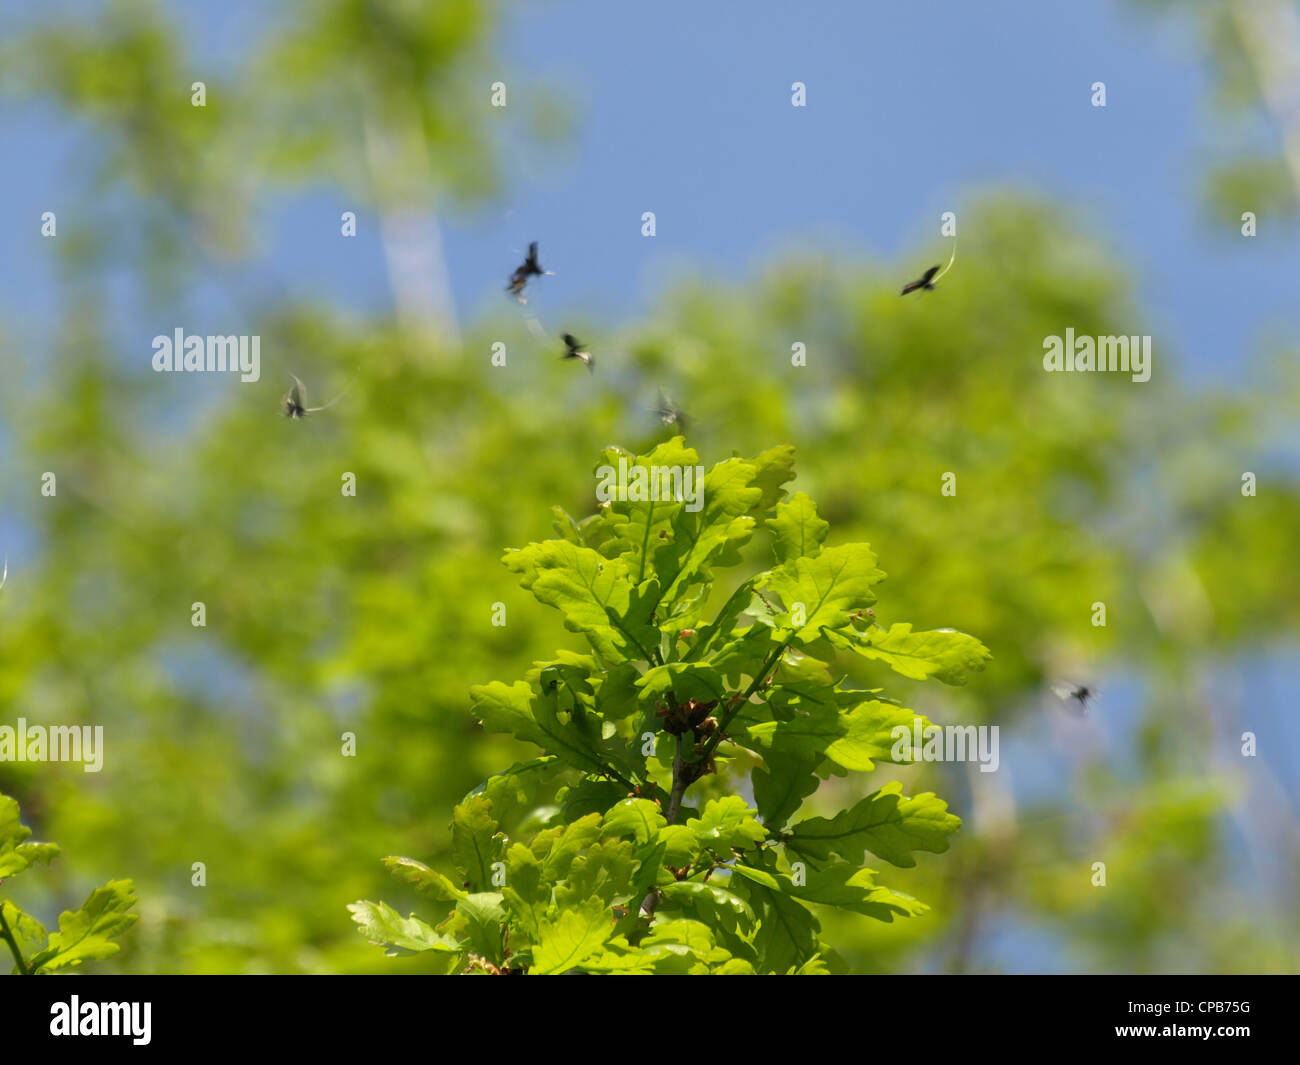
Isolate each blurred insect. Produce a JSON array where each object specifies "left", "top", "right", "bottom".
[
  {"left": 282, "top": 374, "right": 353, "bottom": 419},
  {"left": 901, "top": 239, "right": 957, "bottom": 295},
  {"left": 900, "top": 264, "right": 940, "bottom": 295},
  {"left": 561, "top": 332, "right": 594, "bottom": 372},
  {"left": 1051, "top": 681, "right": 1096, "bottom": 715},
  {"left": 0, "top": 555, "right": 7, "bottom": 591},
  {"left": 507, "top": 241, "right": 553, "bottom": 303},
  {"left": 653, "top": 391, "right": 686, "bottom": 430}
]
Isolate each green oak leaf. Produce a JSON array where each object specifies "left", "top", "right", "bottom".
[
  {"left": 727, "top": 865, "right": 820, "bottom": 974},
  {"left": 636, "top": 662, "right": 729, "bottom": 707},
  {"left": 658, "top": 880, "right": 756, "bottom": 935},
  {"left": 767, "top": 491, "right": 829, "bottom": 563},
  {"left": 550, "top": 505, "right": 585, "bottom": 544},
  {"left": 687, "top": 796, "right": 768, "bottom": 853},
  {"left": 785, "top": 861, "right": 928, "bottom": 922},
  {"left": 739, "top": 694, "right": 927, "bottom": 772},
  {"left": 469, "top": 679, "right": 637, "bottom": 781},
  {"left": 554, "top": 838, "right": 638, "bottom": 909},
  {"left": 594, "top": 439, "right": 700, "bottom": 582},
  {"left": 787, "top": 781, "right": 961, "bottom": 867},
  {"left": 382, "top": 856, "right": 467, "bottom": 902},
  {"left": 519, "top": 814, "right": 605, "bottom": 890},
  {"left": 654, "top": 456, "right": 765, "bottom": 606},
  {"left": 0, "top": 796, "right": 60, "bottom": 878},
  {"left": 347, "top": 900, "right": 460, "bottom": 956},
  {"left": 447, "top": 893, "right": 507, "bottom": 964},
  {"left": 27, "top": 880, "right": 138, "bottom": 974},
  {"left": 601, "top": 798, "right": 667, "bottom": 845},
  {"left": 531, "top": 897, "right": 615, "bottom": 974},
  {"left": 503, "top": 541, "right": 658, "bottom": 663},
  {"left": 752, "top": 750, "right": 823, "bottom": 830},
  {"left": 745, "top": 444, "right": 798, "bottom": 513},
  {"left": 470, "top": 756, "right": 565, "bottom": 827},
  {"left": 559, "top": 778, "right": 627, "bottom": 821},
  {"left": 823, "top": 623, "right": 991, "bottom": 685},
  {"left": 501, "top": 843, "right": 548, "bottom": 943},
  {"left": 451, "top": 794, "right": 506, "bottom": 892},
  {"left": 0, "top": 901, "right": 47, "bottom": 970},
  {"left": 758, "top": 543, "right": 885, "bottom": 643}
]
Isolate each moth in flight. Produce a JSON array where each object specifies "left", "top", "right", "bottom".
[
  {"left": 1051, "top": 682, "right": 1096, "bottom": 715},
  {"left": 900, "top": 265, "right": 941, "bottom": 295},
  {"left": 283, "top": 374, "right": 352, "bottom": 419},
  {"left": 561, "top": 332, "right": 594, "bottom": 372},
  {"left": 507, "top": 242, "right": 553, "bottom": 303},
  {"left": 653, "top": 391, "right": 687, "bottom": 431}
]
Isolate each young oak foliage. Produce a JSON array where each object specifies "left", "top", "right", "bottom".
[
  {"left": 351, "top": 441, "right": 989, "bottom": 974},
  {"left": 0, "top": 794, "right": 138, "bottom": 975}
]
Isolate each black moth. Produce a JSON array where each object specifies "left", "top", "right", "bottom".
[
  {"left": 1052, "top": 682, "right": 1096, "bottom": 715},
  {"left": 507, "top": 241, "right": 553, "bottom": 302},
  {"left": 561, "top": 332, "right": 593, "bottom": 372},
  {"left": 283, "top": 374, "right": 351, "bottom": 419},
  {"left": 900, "top": 264, "right": 940, "bottom": 295}
]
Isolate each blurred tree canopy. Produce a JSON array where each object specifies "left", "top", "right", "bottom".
[
  {"left": 0, "top": 0, "right": 1296, "bottom": 973},
  {"left": 1130, "top": 0, "right": 1300, "bottom": 223}
]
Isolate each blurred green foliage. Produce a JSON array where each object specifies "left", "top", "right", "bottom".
[{"left": 0, "top": 0, "right": 1297, "bottom": 974}]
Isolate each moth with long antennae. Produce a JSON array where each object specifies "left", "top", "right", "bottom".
[
  {"left": 561, "top": 332, "right": 594, "bottom": 373},
  {"left": 900, "top": 240, "right": 957, "bottom": 295},
  {"left": 507, "top": 241, "right": 554, "bottom": 303},
  {"left": 282, "top": 374, "right": 354, "bottom": 419}
]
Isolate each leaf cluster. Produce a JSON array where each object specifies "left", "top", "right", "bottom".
[
  {"left": 0, "top": 794, "right": 138, "bottom": 975},
  {"left": 351, "top": 441, "right": 989, "bottom": 973}
]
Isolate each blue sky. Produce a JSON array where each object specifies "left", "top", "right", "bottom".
[{"left": 0, "top": 1, "right": 1294, "bottom": 383}]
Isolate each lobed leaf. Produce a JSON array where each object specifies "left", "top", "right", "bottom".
[
  {"left": 347, "top": 900, "right": 460, "bottom": 956},
  {"left": 787, "top": 782, "right": 961, "bottom": 868},
  {"left": 823, "top": 623, "right": 991, "bottom": 685},
  {"left": 27, "top": 880, "right": 139, "bottom": 974}
]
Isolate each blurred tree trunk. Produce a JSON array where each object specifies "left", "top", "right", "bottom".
[{"left": 1230, "top": 0, "right": 1300, "bottom": 200}]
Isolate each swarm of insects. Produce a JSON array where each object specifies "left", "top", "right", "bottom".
[{"left": 506, "top": 241, "right": 553, "bottom": 303}]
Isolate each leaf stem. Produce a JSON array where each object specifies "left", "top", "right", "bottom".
[
  {"left": 0, "top": 904, "right": 31, "bottom": 975},
  {"left": 666, "top": 733, "right": 692, "bottom": 825},
  {"left": 697, "top": 640, "right": 789, "bottom": 765},
  {"left": 662, "top": 640, "right": 790, "bottom": 828}
]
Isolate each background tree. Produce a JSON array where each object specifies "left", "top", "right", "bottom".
[{"left": 0, "top": 0, "right": 1296, "bottom": 973}]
